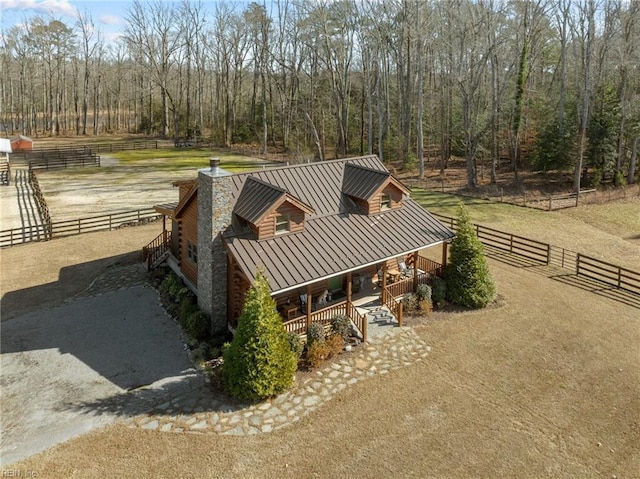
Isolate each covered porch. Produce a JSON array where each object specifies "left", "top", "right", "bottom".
[{"left": 276, "top": 252, "right": 445, "bottom": 342}]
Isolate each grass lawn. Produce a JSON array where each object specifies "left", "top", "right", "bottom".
[
  {"left": 109, "top": 149, "right": 262, "bottom": 173},
  {"left": 412, "top": 189, "right": 640, "bottom": 270},
  {"left": 6, "top": 249, "right": 639, "bottom": 478}
]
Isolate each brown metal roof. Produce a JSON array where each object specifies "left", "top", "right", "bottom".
[
  {"left": 234, "top": 177, "right": 314, "bottom": 225},
  {"left": 224, "top": 198, "right": 454, "bottom": 294},
  {"left": 228, "top": 155, "right": 386, "bottom": 218},
  {"left": 341, "top": 163, "right": 390, "bottom": 200},
  {"left": 234, "top": 177, "right": 287, "bottom": 224}
]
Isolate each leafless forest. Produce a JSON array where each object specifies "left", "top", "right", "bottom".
[{"left": 1, "top": 0, "right": 638, "bottom": 189}]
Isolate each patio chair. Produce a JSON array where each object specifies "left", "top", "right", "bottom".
[{"left": 299, "top": 293, "right": 308, "bottom": 309}]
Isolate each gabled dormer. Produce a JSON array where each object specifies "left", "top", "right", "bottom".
[
  {"left": 341, "top": 163, "right": 409, "bottom": 215},
  {"left": 234, "top": 177, "right": 314, "bottom": 240}
]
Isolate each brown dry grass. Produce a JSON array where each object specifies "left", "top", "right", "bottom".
[{"left": 5, "top": 253, "right": 639, "bottom": 477}]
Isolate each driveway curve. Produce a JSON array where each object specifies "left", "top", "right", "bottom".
[{"left": 1, "top": 285, "right": 199, "bottom": 466}]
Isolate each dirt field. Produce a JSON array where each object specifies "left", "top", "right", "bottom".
[{"left": 2, "top": 227, "right": 639, "bottom": 477}]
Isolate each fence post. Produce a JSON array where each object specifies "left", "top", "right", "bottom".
[
  {"left": 548, "top": 196, "right": 553, "bottom": 211},
  {"left": 617, "top": 267, "right": 622, "bottom": 289},
  {"left": 78, "top": 219, "right": 81, "bottom": 233},
  {"left": 547, "top": 244, "right": 551, "bottom": 265},
  {"left": 509, "top": 234, "right": 513, "bottom": 253},
  {"left": 576, "top": 253, "right": 581, "bottom": 275}
]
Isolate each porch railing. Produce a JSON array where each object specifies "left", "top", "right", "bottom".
[
  {"left": 348, "top": 303, "right": 368, "bottom": 342},
  {"left": 283, "top": 300, "right": 368, "bottom": 342},
  {"left": 386, "top": 277, "right": 414, "bottom": 298},
  {"left": 283, "top": 301, "right": 347, "bottom": 335},
  {"left": 142, "top": 230, "right": 171, "bottom": 270},
  {"left": 416, "top": 256, "right": 443, "bottom": 277},
  {"left": 381, "top": 285, "right": 403, "bottom": 326}
]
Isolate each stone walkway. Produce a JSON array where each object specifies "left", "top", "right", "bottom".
[{"left": 124, "top": 327, "right": 431, "bottom": 435}]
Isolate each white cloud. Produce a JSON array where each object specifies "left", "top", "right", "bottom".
[
  {"left": 0, "top": 0, "right": 77, "bottom": 18},
  {"left": 98, "top": 13, "right": 123, "bottom": 26}
]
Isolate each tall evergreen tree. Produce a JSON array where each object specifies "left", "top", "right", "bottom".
[
  {"left": 445, "top": 204, "right": 496, "bottom": 308},
  {"left": 223, "top": 270, "right": 297, "bottom": 401}
]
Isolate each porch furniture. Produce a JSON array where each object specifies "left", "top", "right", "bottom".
[
  {"left": 284, "top": 304, "right": 299, "bottom": 321},
  {"left": 300, "top": 293, "right": 308, "bottom": 309}
]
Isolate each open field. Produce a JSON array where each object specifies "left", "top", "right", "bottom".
[
  {"left": 33, "top": 152, "right": 262, "bottom": 222},
  {"left": 412, "top": 190, "right": 640, "bottom": 271},
  {"left": 3, "top": 227, "right": 639, "bottom": 477}
]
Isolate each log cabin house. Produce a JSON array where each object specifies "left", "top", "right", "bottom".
[{"left": 145, "top": 155, "right": 454, "bottom": 341}]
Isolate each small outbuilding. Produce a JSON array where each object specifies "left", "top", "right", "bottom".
[
  {"left": 11, "top": 135, "right": 33, "bottom": 152},
  {"left": 0, "top": 138, "right": 11, "bottom": 185}
]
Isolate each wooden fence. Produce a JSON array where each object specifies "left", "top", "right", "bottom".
[
  {"left": 28, "top": 170, "right": 53, "bottom": 239},
  {"left": 0, "top": 208, "right": 162, "bottom": 248},
  {"left": 23, "top": 140, "right": 158, "bottom": 157},
  {"left": 433, "top": 212, "right": 640, "bottom": 296},
  {"left": 0, "top": 162, "right": 10, "bottom": 185},
  {"left": 381, "top": 285, "right": 403, "bottom": 326},
  {"left": 576, "top": 254, "right": 640, "bottom": 295},
  {"left": 28, "top": 151, "right": 100, "bottom": 170}
]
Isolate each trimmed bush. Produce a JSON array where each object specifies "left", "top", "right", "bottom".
[
  {"left": 330, "top": 314, "right": 351, "bottom": 340},
  {"left": 287, "top": 332, "right": 304, "bottom": 359},
  {"left": 306, "top": 341, "right": 330, "bottom": 369},
  {"left": 223, "top": 271, "right": 297, "bottom": 401},
  {"left": 431, "top": 277, "right": 447, "bottom": 307},
  {"left": 325, "top": 334, "right": 345, "bottom": 357},
  {"left": 306, "top": 322, "right": 326, "bottom": 348},
  {"left": 185, "top": 311, "right": 210, "bottom": 341},
  {"left": 402, "top": 293, "right": 419, "bottom": 313},
  {"left": 444, "top": 204, "right": 496, "bottom": 308},
  {"left": 416, "top": 283, "right": 432, "bottom": 302}
]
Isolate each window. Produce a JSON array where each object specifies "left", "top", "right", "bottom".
[
  {"left": 187, "top": 240, "right": 198, "bottom": 264},
  {"left": 275, "top": 214, "right": 290, "bottom": 234},
  {"left": 380, "top": 193, "right": 392, "bottom": 210}
]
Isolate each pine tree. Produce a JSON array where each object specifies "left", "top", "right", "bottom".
[
  {"left": 223, "top": 271, "right": 297, "bottom": 401},
  {"left": 444, "top": 204, "right": 496, "bottom": 308}
]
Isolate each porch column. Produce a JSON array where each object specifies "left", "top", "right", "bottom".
[
  {"left": 305, "top": 284, "right": 312, "bottom": 330},
  {"left": 441, "top": 242, "right": 449, "bottom": 271},
  {"left": 381, "top": 263, "right": 387, "bottom": 303},
  {"left": 346, "top": 272, "right": 352, "bottom": 312},
  {"left": 413, "top": 251, "right": 419, "bottom": 292}
]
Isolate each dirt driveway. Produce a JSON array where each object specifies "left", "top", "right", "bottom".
[
  {"left": 0, "top": 286, "right": 200, "bottom": 466},
  {"left": 0, "top": 226, "right": 204, "bottom": 466}
]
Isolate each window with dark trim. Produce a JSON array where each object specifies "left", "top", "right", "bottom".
[
  {"left": 187, "top": 240, "right": 198, "bottom": 264},
  {"left": 380, "top": 193, "right": 392, "bottom": 210},
  {"left": 275, "top": 214, "right": 290, "bottom": 234}
]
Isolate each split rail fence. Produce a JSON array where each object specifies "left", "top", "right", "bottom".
[
  {"left": 434, "top": 213, "right": 640, "bottom": 296},
  {"left": 0, "top": 208, "right": 162, "bottom": 248}
]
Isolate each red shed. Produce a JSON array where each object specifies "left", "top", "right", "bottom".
[{"left": 11, "top": 135, "right": 33, "bottom": 152}]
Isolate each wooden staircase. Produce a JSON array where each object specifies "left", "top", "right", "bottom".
[{"left": 142, "top": 230, "right": 171, "bottom": 270}]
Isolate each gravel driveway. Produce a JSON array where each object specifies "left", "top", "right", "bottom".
[{"left": 1, "top": 286, "right": 199, "bottom": 466}]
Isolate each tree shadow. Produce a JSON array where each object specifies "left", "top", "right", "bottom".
[
  {"left": 61, "top": 372, "right": 250, "bottom": 419},
  {"left": 482, "top": 245, "right": 640, "bottom": 310}
]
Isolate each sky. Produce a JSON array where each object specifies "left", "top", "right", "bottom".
[{"left": 1, "top": 0, "right": 137, "bottom": 44}]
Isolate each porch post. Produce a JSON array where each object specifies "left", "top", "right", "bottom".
[
  {"left": 162, "top": 214, "right": 166, "bottom": 232},
  {"left": 413, "top": 251, "right": 419, "bottom": 291},
  {"left": 381, "top": 263, "right": 387, "bottom": 303},
  {"left": 346, "top": 272, "right": 352, "bottom": 311},
  {"left": 441, "top": 242, "right": 449, "bottom": 272},
  {"left": 306, "top": 284, "right": 312, "bottom": 331}
]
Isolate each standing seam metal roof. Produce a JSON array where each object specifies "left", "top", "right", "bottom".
[{"left": 217, "top": 156, "right": 453, "bottom": 293}]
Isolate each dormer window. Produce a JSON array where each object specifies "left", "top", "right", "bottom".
[
  {"left": 275, "top": 214, "right": 290, "bottom": 234},
  {"left": 381, "top": 193, "right": 392, "bottom": 210}
]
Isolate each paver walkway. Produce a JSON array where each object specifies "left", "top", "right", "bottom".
[{"left": 124, "top": 327, "right": 431, "bottom": 435}]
